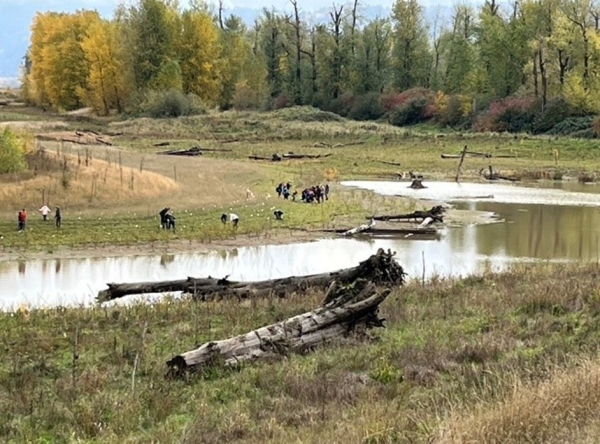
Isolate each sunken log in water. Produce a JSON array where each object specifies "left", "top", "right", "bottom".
[
  {"left": 166, "top": 279, "right": 395, "bottom": 375},
  {"left": 97, "top": 249, "right": 405, "bottom": 303}
]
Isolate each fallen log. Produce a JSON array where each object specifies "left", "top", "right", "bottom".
[
  {"left": 441, "top": 152, "right": 517, "bottom": 159},
  {"left": 153, "top": 141, "right": 171, "bottom": 147},
  {"left": 323, "top": 227, "right": 438, "bottom": 236},
  {"left": 249, "top": 152, "right": 332, "bottom": 161},
  {"left": 377, "top": 160, "right": 403, "bottom": 167},
  {"left": 369, "top": 205, "right": 445, "bottom": 223},
  {"left": 98, "top": 249, "right": 405, "bottom": 303},
  {"left": 341, "top": 219, "right": 375, "bottom": 237},
  {"left": 479, "top": 166, "right": 518, "bottom": 182},
  {"left": 166, "top": 278, "right": 396, "bottom": 375},
  {"left": 282, "top": 152, "right": 332, "bottom": 159},
  {"left": 158, "top": 147, "right": 202, "bottom": 156}
]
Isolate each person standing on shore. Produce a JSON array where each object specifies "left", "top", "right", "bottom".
[
  {"left": 39, "top": 204, "right": 50, "bottom": 221},
  {"left": 17, "top": 208, "right": 27, "bottom": 231},
  {"left": 54, "top": 207, "right": 62, "bottom": 228}
]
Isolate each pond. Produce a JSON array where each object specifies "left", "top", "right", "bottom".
[{"left": 3, "top": 180, "right": 600, "bottom": 310}]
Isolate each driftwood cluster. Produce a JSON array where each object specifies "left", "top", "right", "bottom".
[
  {"left": 97, "top": 250, "right": 405, "bottom": 375},
  {"left": 165, "top": 249, "right": 405, "bottom": 375}
]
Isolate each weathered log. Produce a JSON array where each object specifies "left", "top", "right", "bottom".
[
  {"left": 166, "top": 279, "right": 395, "bottom": 375},
  {"left": 342, "top": 219, "right": 375, "bottom": 236},
  {"left": 479, "top": 166, "right": 518, "bottom": 182},
  {"left": 369, "top": 205, "right": 445, "bottom": 223},
  {"left": 377, "top": 160, "right": 403, "bottom": 167},
  {"left": 441, "top": 152, "right": 517, "bottom": 159},
  {"left": 98, "top": 249, "right": 405, "bottom": 303},
  {"left": 281, "top": 152, "right": 332, "bottom": 159},
  {"left": 153, "top": 141, "right": 171, "bottom": 147},
  {"left": 249, "top": 152, "right": 332, "bottom": 161},
  {"left": 323, "top": 227, "right": 438, "bottom": 235},
  {"left": 158, "top": 147, "right": 203, "bottom": 156}
]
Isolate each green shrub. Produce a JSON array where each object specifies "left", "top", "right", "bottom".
[
  {"left": 388, "top": 96, "right": 429, "bottom": 126},
  {"left": 324, "top": 92, "right": 355, "bottom": 118},
  {"left": 547, "top": 116, "right": 594, "bottom": 136},
  {"left": 0, "top": 128, "right": 27, "bottom": 173},
  {"left": 437, "top": 95, "right": 467, "bottom": 127},
  {"left": 272, "top": 106, "right": 345, "bottom": 122},
  {"left": 141, "top": 89, "right": 205, "bottom": 118},
  {"left": 347, "top": 93, "right": 385, "bottom": 121},
  {"left": 533, "top": 97, "right": 573, "bottom": 134}
]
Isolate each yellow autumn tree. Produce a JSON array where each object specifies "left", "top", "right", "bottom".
[
  {"left": 28, "top": 11, "right": 99, "bottom": 110},
  {"left": 178, "top": 10, "right": 221, "bottom": 103},
  {"left": 80, "top": 19, "right": 130, "bottom": 115}
]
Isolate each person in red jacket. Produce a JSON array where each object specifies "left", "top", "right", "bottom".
[{"left": 17, "top": 208, "right": 27, "bottom": 231}]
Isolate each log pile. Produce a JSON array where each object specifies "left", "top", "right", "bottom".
[
  {"left": 97, "top": 249, "right": 404, "bottom": 303},
  {"left": 166, "top": 251, "right": 404, "bottom": 375}
]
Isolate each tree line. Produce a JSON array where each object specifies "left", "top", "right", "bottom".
[{"left": 20, "top": 0, "right": 600, "bottom": 133}]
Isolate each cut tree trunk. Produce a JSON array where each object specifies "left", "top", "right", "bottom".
[
  {"left": 98, "top": 249, "right": 405, "bottom": 303},
  {"left": 409, "top": 179, "right": 426, "bottom": 189},
  {"left": 166, "top": 278, "right": 397, "bottom": 376}
]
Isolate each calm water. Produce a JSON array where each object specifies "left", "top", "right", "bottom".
[{"left": 3, "top": 180, "right": 600, "bottom": 310}]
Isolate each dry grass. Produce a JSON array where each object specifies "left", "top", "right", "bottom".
[
  {"left": 0, "top": 148, "right": 179, "bottom": 213},
  {"left": 437, "top": 357, "right": 600, "bottom": 443}
]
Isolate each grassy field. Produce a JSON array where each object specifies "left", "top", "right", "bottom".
[
  {"left": 3, "top": 103, "right": 600, "bottom": 442},
  {"left": 3, "top": 263, "right": 600, "bottom": 443},
  {"left": 2, "top": 104, "right": 600, "bottom": 251}
]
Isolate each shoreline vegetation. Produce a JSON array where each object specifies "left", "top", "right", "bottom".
[
  {"left": 3, "top": 262, "right": 600, "bottom": 442},
  {"left": 3, "top": 91, "right": 600, "bottom": 441}
]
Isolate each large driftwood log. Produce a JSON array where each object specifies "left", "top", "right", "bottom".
[
  {"left": 166, "top": 278, "right": 396, "bottom": 375},
  {"left": 369, "top": 206, "right": 445, "bottom": 223},
  {"left": 98, "top": 249, "right": 405, "bottom": 303}
]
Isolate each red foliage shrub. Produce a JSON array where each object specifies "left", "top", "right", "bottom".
[
  {"left": 273, "top": 93, "right": 292, "bottom": 110},
  {"left": 474, "top": 96, "right": 538, "bottom": 133},
  {"left": 381, "top": 88, "right": 433, "bottom": 113}
]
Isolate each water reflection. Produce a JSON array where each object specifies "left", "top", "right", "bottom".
[{"left": 3, "top": 180, "right": 600, "bottom": 310}]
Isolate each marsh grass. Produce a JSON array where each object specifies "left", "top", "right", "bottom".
[{"left": 3, "top": 263, "right": 600, "bottom": 442}]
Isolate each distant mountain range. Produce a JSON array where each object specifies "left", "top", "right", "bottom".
[{"left": 0, "top": 0, "right": 455, "bottom": 87}]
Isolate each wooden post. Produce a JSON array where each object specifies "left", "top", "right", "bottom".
[{"left": 455, "top": 145, "right": 468, "bottom": 183}]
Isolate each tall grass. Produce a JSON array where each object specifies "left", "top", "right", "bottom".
[{"left": 3, "top": 263, "right": 600, "bottom": 442}]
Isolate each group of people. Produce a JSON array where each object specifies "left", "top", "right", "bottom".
[
  {"left": 301, "top": 184, "right": 329, "bottom": 203},
  {"left": 17, "top": 205, "right": 62, "bottom": 231},
  {"left": 275, "top": 182, "right": 331, "bottom": 204},
  {"left": 159, "top": 208, "right": 240, "bottom": 230},
  {"left": 275, "top": 182, "right": 293, "bottom": 200}
]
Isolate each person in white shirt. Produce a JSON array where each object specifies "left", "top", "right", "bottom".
[{"left": 39, "top": 205, "right": 50, "bottom": 221}]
